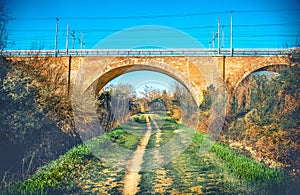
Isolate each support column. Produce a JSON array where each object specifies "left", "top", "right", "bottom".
[
  {"left": 222, "top": 56, "right": 226, "bottom": 81},
  {"left": 67, "top": 55, "right": 72, "bottom": 96}
]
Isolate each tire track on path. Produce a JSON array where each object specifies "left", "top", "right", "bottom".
[{"left": 151, "top": 117, "right": 172, "bottom": 193}]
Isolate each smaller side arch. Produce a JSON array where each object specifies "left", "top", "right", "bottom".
[
  {"left": 234, "top": 63, "right": 290, "bottom": 92},
  {"left": 225, "top": 63, "right": 291, "bottom": 116}
]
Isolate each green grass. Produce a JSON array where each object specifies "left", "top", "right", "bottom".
[
  {"left": 139, "top": 116, "right": 287, "bottom": 194},
  {"left": 178, "top": 124, "right": 286, "bottom": 189},
  {"left": 5, "top": 145, "right": 90, "bottom": 194},
  {"left": 3, "top": 114, "right": 288, "bottom": 194},
  {"left": 4, "top": 128, "right": 142, "bottom": 195},
  {"left": 132, "top": 114, "right": 147, "bottom": 123},
  {"left": 211, "top": 142, "right": 287, "bottom": 189},
  {"left": 146, "top": 117, "right": 178, "bottom": 150}
]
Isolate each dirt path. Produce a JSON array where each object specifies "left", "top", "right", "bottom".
[{"left": 122, "top": 115, "right": 152, "bottom": 195}]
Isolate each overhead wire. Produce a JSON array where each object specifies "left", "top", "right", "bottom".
[
  {"left": 8, "top": 21, "right": 300, "bottom": 33},
  {"left": 12, "top": 8, "right": 300, "bottom": 21},
  {"left": 6, "top": 8, "right": 300, "bottom": 49}
]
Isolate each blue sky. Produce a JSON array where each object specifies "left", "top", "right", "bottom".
[
  {"left": 108, "top": 70, "right": 176, "bottom": 97},
  {"left": 4, "top": 0, "right": 300, "bottom": 50}
]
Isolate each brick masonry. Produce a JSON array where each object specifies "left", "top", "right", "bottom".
[{"left": 7, "top": 55, "right": 290, "bottom": 105}]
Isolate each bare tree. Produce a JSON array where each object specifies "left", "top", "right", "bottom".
[{"left": 0, "top": 2, "right": 12, "bottom": 52}]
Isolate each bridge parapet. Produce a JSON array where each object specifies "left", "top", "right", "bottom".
[{"left": 1, "top": 48, "right": 292, "bottom": 57}]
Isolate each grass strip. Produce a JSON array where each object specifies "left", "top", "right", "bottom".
[
  {"left": 5, "top": 129, "right": 141, "bottom": 194},
  {"left": 211, "top": 142, "right": 287, "bottom": 189}
]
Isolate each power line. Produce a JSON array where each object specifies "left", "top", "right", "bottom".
[
  {"left": 8, "top": 33, "right": 299, "bottom": 41},
  {"left": 7, "top": 21, "right": 300, "bottom": 33},
  {"left": 12, "top": 8, "right": 300, "bottom": 21},
  {"left": 6, "top": 9, "right": 300, "bottom": 50}
]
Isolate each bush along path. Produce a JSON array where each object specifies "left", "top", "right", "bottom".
[{"left": 4, "top": 114, "right": 287, "bottom": 194}]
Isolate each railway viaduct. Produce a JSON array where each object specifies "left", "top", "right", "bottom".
[{"left": 5, "top": 49, "right": 291, "bottom": 105}]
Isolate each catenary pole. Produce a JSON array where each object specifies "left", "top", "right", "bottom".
[
  {"left": 54, "top": 17, "right": 59, "bottom": 57},
  {"left": 65, "top": 22, "right": 69, "bottom": 55},
  {"left": 218, "top": 18, "right": 220, "bottom": 55},
  {"left": 230, "top": 11, "right": 233, "bottom": 56}
]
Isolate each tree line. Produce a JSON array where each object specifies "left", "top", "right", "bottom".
[{"left": 95, "top": 81, "right": 199, "bottom": 132}]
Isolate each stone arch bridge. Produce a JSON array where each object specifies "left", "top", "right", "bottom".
[{"left": 6, "top": 49, "right": 291, "bottom": 105}]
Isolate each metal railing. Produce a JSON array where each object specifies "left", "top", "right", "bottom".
[{"left": 1, "top": 48, "right": 292, "bottom": 57}]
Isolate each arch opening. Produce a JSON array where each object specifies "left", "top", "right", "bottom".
[
  {"left": 231, "top": 64, "right": 291, "bottom": 117},
  {"left": 91, "top": 68, "right": 200, "bottom": 132},
  {"left": 235, "top": 63, "right": 290, "bottom": 91},
  {"left": 90, "top": 64, "right": 198, "bottom": 101}
]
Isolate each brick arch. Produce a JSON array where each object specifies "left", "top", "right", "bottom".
[
  {"left": 234, "top": 63, "right": 290, "bottom": 91},
  {"left": 222, "top": 56, "right": 290, "bottom": 92},
  {"left": 74, "top": 56, "right": 208, "bottom": 105},
  {"left": 91, "top": 65, "right": 191, "bottom": 95},
  {"left": 224, "top": 63, "right": 292, "bottom": 116},
  {"left": 222, "top": 56, "right": 290, "bottom": 114}
]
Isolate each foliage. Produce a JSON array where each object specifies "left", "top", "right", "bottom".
[
  {"left": 170, "top": 81, "right": 199, "bottom": 127},
  {"left": 4, "top": 128, "right": 141, "bottom": 194},
  {"left": 96, "top": 84, "right": 142, "bottom": 132},
  {"left": 149, "top": 97, "right": 166, "bottom": 111},
  {"left": 97, "top": 80, "right": 198, "bottom": 130},
  {"left": 0, "top": 56, "right": 80, "bottom": 188},
  {"left": 223, "top": 49, "right": 300, "bottom": 178},
  {"left": 199, "top": 85, "right": 214, "bottom": 111},
  {"left": 140, "top": 85, "right": 161, "bottom": 101},
  {"left": 132, "top": 114, "right": 147, "bottom": 123}
]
